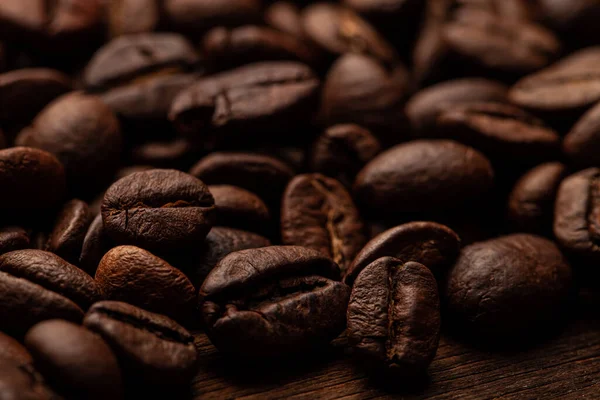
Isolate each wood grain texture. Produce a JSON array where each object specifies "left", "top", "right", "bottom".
[{"left": 191, "top": 293, "right": 600, "bottom": 399}]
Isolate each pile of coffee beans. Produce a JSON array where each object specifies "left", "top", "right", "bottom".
[{"left": 0, "top": 0, "right": 597, "bottom": 397}]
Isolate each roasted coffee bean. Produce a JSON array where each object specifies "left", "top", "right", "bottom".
[
  {"left": 163, "top": 0, "right": 262, "bottom": 36},
  {"left": 0, "top": 362, "right": 59, "bottom": 400},
  {"left": 0, "top": 68, "right": 71, "bottom": 130},
  {"left": 15, "top": 92, "right": 123, "bottom": 193},
  {"left": 265, "top": 1, "right": 304, "bottom": 38},
  {"left": 24, "top": 319, "right": 124, "bottom": 400},
  {"left": 0, "top": 226, "right": 30, "bottom": 255},
  {"left": 0, "top": 330, "right": 33, "bottom": 365},
  {"left": 319, "top": 54, "right": 409, "bottom": 144},
  {"left": 101, "top": 169, "right": 216, "bottom": 251},
  {"left": 83, "top": 33, "right": 199, "bottom": 90},
  {"left": 189, "top": 152, "right": 294, "bottom": 209},
  {"left": 106, "top": 0, "right": 160, "bottom": 38},
  {"left": 95, "top": 246, "right": 196, "bottom": 324},
  {"left": 345, "top": 221, "right": 460, "bottom": 285},
  {"left": 354, "top": 140, "right": 494, "bottom": 214},
  {"left": 79, "top": 214, "right": 113, "bottom": 276},
  {"left": 406, "top": 78, "right": 509, "bottom": 135},
  {"left": 203, "top": 26, "right": 319, "bottom": 70},
  {"left": 554, "top": 168, "right": 600, "bottom": 263},
  {"left": 310, "top": 124, "right": 381, "bottom": 187},
  {"left": 0, "top": 249, "right": 100, "bottom": 334},
  {"left": 445, "top": 234, "right": 572, "bottom": 337},
  {"left": 169, "top": 62, "right": 320, "bottom": 146},
  {"left": 510, "top": 47, "right": 600, "bottom": 116},
  {"left": 281, "top": 174, "right": 367, "bottom": 275},
  {"left": 347, "top": 257, "right": 440, "bottom": 374},
  {"left": 564, "top": 102, "right": 600, "bottom": 168},
  {"left": 435, "top": 102, "right": 560, "bottom": 165},
  {"left": 0, "top": 147, "right": 66, "bottom": 211},
  {"left": 209, "top": 185, "right": 270, "bottom": 234},
  {"left": 131, "top": 138, "right": 199, "bottom": 169},
  {"left": 507, "top": 162, "right": 566, "bottom": 234},
  {"left": 538, "top": 0, "right": 600, "bottom": 47},
  {"left": 84, "top": 301, "right": 198, "bottom": 385},
  {"left": 46, "top": 199, "right": 92, "bottom": 264},
  {"left": 199, "top": 246, "right": 350, "bottom": 357},
  {"left": 301, "top": 3, "right": 398, "bottom": 65}
]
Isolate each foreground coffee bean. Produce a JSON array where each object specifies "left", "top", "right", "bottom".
[
  {"left": 345, "top": 221, "right": 460, "bottom": 285},
  {"left": 84, "top": 301, "right": 198, "bottom": 385},
  {"left": 347, "top": 257, "right": 440, "bottom": 374},
  {"left": 0, "top": 226, "right": 30, "bottom": 255},
  {"left": 281, "top": 174, "right": 367, "bottom": 274},
  {"left": 0, "top": 362, "right": 59, "bottom": 400},
  {"left": 95, "top": 246, "right": 196, "bottom": 324},
  {"left": 46, "top": 199, "right": 92, "bottom": 264},
  {"left": 446, "top": 234, "right": 573, "bottom": 337},
  {"left": 354, "top": 140, "right": 494, "bottom": 214},
  {"left": 199, "top": 246, "right": 350, "bottom": 357},
  {"left": 102, "top": 169, "right": 216, "bottom": 251},
  {"left": 25, "top": 319, "right": 124, "bottom": 400}
]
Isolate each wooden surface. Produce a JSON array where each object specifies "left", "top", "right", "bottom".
[{"left": 190, "top": 293, "right": 600, "bottom": 399}]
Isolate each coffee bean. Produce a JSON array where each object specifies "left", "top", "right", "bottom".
[
  {"left": 265, "top": 1, "right": 304, "bottom": 38},
  {"left": 83, "top": 301, "right": 198, "bottom": 385},
  {"left": 319, "top": 54, "right": 409, "bottom": 144},
  {"left": 564, "top": 102, "right": 600, "bottom": 167},
  {"left": 301, "top": 3, "right": 398, "bottom": 65},
  {"left": 169, "top": 62, "right": 320, "bottom": 146},
  {"left": 0, "top": 226, "right": 30, "bottom": 255},
  {"left": 507, "top": 162, "right": 566, "bottom": 234},
  {"left": 83, "top": 33, "right": 199, "bottom": 90},
  {"left": 0, "top": 362, "right": 59, "bottom": 400},
  {"left": 131, "top": 138, "right": 199, "bottom": 169},
  {"left": 446, "top": 234, "right": 572, "bottom": 337},
  {"left": 406, "top": 78, "right": 509, "bottom": 135},
  {"left": 347, "top": 257, "right": 440, "bottom": 374},
  {"left": 101, "top": 169, "right": 216, "bottom": 251},
  {"left": 46, "top": 199, "right": 92, "bottom": 264},
  {"left": 354, "top": 140, "right": 494, "bottom": 214},
  {"left": 199, "top": 246, "right": 350, "bottom": 357},
  {"left": 0, "top": 147, "right": 66, "bottom": 211},
  {"left": 281, "top": 174, "right": 367, "bottom": 275},
  {"left": 106, "top": 0, "right": 160, "bottom": 38},
  {"left": 0, "top": 330, "right": 33, "bottom": 366},
  {"left": 435, "top": 102, "right": 561, "bottom": 165},
  {"left": 345, "top": 221, "right": 460, "bottom": 285},
  {"left": 15, "top": 92, "right": 123, "bottom": 193},
  {"left": 310, "top": 124, "right": 381, "bottom": 187},
  {"left": 24, "top": 319, "right": 124, "bottom": 400},
  {"left": 79, "top": 214, "right": 113, "bottom": 275},
  {"left": 538, "top": 0, "right": 600, "bottom": 47},
  {"left": 95, "top": 246, "right": 196, "bottom": 324},
  {"left": 209, "top": 185, "right": 270, "bottom": 234}
]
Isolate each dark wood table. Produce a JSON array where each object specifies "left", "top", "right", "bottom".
[{"left": 191, "top": 293, "right": 600, "bottom": 399}]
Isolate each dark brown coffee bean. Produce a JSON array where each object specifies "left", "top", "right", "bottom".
[
  {"left": 507, "top": 162, "right": 566, "bottom": 234},
  {"left": 83, "top": 33, "right": 199, "bottom": 90},
  {"left": 15, "top": 92, "right": 123, "bottom": 193},
  {"left": 163, "top": 0, "right": 262, "bottom": 36},
  {"left": 0, "top": 330, "right": 33, "bottom": 366},
  {"left": 83, "top": 301, "right": 198, "bottom": 384},
  {"left": 345, "top": 221, "right": 460, "bottom": 285},
  {"left": 354, "top": 140, "right": 494, "bottom": 214},
  {"left": 79, "top": 214, "right": 112, "bottom": 276},
  {"left": 209, "top": 185, "right": 270, "bottom": 233},
  {"left": 510, "top": 47, "right": 600, "bottom": 115},
  {"left": 445, "top": 234, "right": 572, "bottom": 337},
  {"left": 46, "top": 199, "right": 91, "bottom": 264},
  {"left": 101, "top": 169, "right": 216, "bottom": 251},
  {"left": 265, "top": 1, "right": 304, "bottom": 38},
  {"left": 24, "top": 319, "right": 124, "bottom": 400},
  {"left": 0, "top": 226, "right": 30, "bottom": 255},
  {"left": 203, "top": 25, "right": 320, "bottom": 70},
  {"left": 189, "top": 152, "right": 294, "bottom": 209},
  {"left": 0, "top": 147, "right": 66, "bottom": 211},
  {"left": 281, "top": 174, "right": 367, "bottom": 275},
  {"left": 0, "top": 68, "right": 71, "bottom": 129},
  {"left": 347, "top": 257, "right": 440, "bottom": 374},
  {"left": 95, "top": 246, "right": 196, "bottom": 324},
  {"left": 319, "top": 54, "right": 409, "bottom": 143},
  {"left": 0, "top": 362, "right": 60, "bottom": 400},
  {"left": 199, "top": 246, "right": 350, "bottom": 357},
  {"left": 406, "top": 78, "right": 509, "bottom": 135},
  {"left": 435, "top": 102, "right": 561, "bottom": 165},
  {"left": 131, "top": 138, "right": 199, "bottom": 169},
  {"left": 564, "top": 102, "right": 600, "bottom": 167},
  {"left": 538, "top": 0, "right": 600, "bottom": 47},
  {"left": 554, "top": 168, "right": 600, "bottom": 263},
  {"left": 106, "top": 0, "right": 160, "bottom": 38},
  {"left": 310, "top": 124, "right": 381, "bottom": 187},
  {"left": 301, "top": 3, "right": 398, "bottom": 65},
  {"left": 169, "top": 62, "right": 320, "bottom": 146}
]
